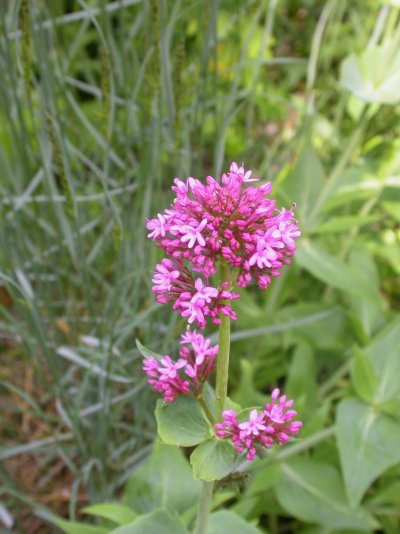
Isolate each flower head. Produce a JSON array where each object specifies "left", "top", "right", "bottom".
[
  {"left": 142, "top": 331, "right": 218, "bottom": 401},
  {"left": 146, "top": 163, "right": 300, "bottom": 298},
  {"left": 215, "top": 389, "right": 302, "bottom": 460}
]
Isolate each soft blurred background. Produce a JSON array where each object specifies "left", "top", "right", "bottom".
[{"left": 1, "top": 0, "right": 400, "bottom": 532}]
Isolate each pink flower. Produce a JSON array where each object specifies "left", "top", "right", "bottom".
[
  {"left": 150, "top": 260, "right": 238, "bottom": 329},
  {"left": 142, "top": 331, "right": 218, "bottom": 401},
  {"left": 215, "top": 389, "right": 302, "bottom": 461},
  {"left": 179, "top": 219, "right": 208, "bottom": 248},
  {"left": 238, "top": 409, "right": 268, "bottom": 437},
  {"left": 152, "top": 259, "right": 181, "bottom": 292},
  {"left": 146, "top": 163, "right": 300, "bottom": 302}
]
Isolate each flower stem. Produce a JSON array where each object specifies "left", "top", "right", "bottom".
[
  {"left": 215, "top": 262, "right": 231, "bottom": 413},
  {"left": 194, "top": 262, "right": 232, "bottom": 534},
  {"left": 193, "top": 481, "right": 214, "bottom": 534}
]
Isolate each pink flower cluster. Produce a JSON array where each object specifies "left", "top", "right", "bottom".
[
  {"left": 214, "top": 388, "right": 302, "bottom": 460},
  {"left": 142, "top": 330, "right": 218, "bottom": 402},
  {"left": 147, "top": 163, "right": 300, "bottom": 322},
  {"left": 152, "top": 259, "right": 239, "bottom": 328}
]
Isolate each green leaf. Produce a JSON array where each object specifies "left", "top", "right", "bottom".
[
  {"left": 155, "top": 396, "right": 213, "bottom": 447},
  {"left": 278, "top": 138, "right": 325, "bottom": 231},
  {"left": 275, "top": 457, "right": 377, "bottom": 530},
  {"left": 311, "top": 214, "right": 378, "bottom": 234},
  {"left": 52, "top": 518, "right": 108, "bottom": 534},
  {"left": 285, "top": 342, "right": 316, "bottom": 414},
  {"left": 207, "top": 510, "right": 262, "bottom": 533},
  {"left": 190, "top": 439, "right": 241, "bottom": 481},
  {"left": 347, "top": 246, "right": 385, "bottom": 340},
  {"left": 364, "top": 318, "right": 400, "bottom": 403},
  {"left": 110, "top": 510, "right": 189, "bottom": 534},
  {"left": 336, "top": 397, "right": 400, "bottom": 507},
  {"left": 123, "top": 443, "right": 200, "bottom": 515},
  {"left": 82, "top": 503, "right": 137, "bottom": 526},
  {"left": 351, "top": 347, "right": 379, "bottom": 404},
  {"left": 295, "top": 239, "right": 374, "bottom": 300},
  {"left": 136, "top": 339, "right": 162, "bottom": 360},
  {"left": 340, "top": 45, "right": 400, "bottom": 104}
]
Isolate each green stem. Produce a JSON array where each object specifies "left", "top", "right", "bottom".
[
  {"left": 198, "top": 395, "right": 215, "bottom": 425},
  {"left": 194, "top": 262, "right": 231, "bottom": 534},
  {"left": 193, "top": 481, "right": 214, "bottom": 534},
  {"left": 215, "top": 262, "right": 231, "bottom": 413}
]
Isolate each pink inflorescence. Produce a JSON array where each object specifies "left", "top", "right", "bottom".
[
  {"left": 214, "top": 388, "right": 302, "bottom": 461},
  {"left": 142, "top": 330, "right": 218, "bottom": 402},
  {"left": 152, "top": 258, "right": 239, "bottom": 329},
  {"left": 146, "top": 163, "right": 300, "bottom": 324}
]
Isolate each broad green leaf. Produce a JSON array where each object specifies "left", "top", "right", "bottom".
[
  {"left": 285, "top": 342, "right": 316, "bottom": 415},
  {"left": 336, "top": 397, "right": 400, "bottom": 507},
  {"left": 275, "top": 457, "right": 377, "bottom": 530},
  {"left": 247, "top": 462, "right": 281, "bottom": 496},
  {"left": 136, "top": 339, "right": 163, "bottom": 360},
  {"left": 190, "top": 439, "right": 241, "bottom": 481},
  {"left": 82, "top": 503, "right": 137, "bottom": 526},
  {"left": 232, "top": 359, "right": 266, "bottom": 407},
  {"left": 110, "top": 510, "right": 188, "bottom": 534},
  {"left": 347, "top": 246, "right": 386, "bottom": 340},
  {"left": 278, "top": 139, "right": 325, "bottom": 231},
  {"left": 311, "top": 214, "right": 378, "bottom": 234},
  {"left": 351, "top": 347, "right": 379, "bottom": 404},
  {"left": 276, "top": 303, "right": 345, "bottom": 350},
  {"left": 207, "top": 510, "right": 262, "bottom": 534},
  {"left": 295, "top": 239, "right": 374, "bottom": 300},
  {"left": 52, "top": 518, "right": 108, "bottom": 534},
  {"left": 123, "top": 443, "right": 200, "bottom": 515},
  {"left": 155, "top": 396, "right": 213, "bottom": 446},
  {"left": 364, "top": 318, "right": 400, "bottom": 403},
  {"left": 340, "top": 44, "right": 400, "bottom": 104}
]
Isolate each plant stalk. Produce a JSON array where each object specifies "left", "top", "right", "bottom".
[
  {"left": 215, "top": 262, "right": 231, "bottom": 413},
  {"left": 194, "top": 262, "right": 232, "bottom": 534},
  {"left": 193, "top": 481, "right": 214, "bottom": 534}
]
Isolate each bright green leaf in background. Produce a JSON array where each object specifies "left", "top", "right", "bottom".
[
  {"left": 278, "top": 139, "right": 325, "bottom": 231},
  {"left": 155, "top": 396, "right": 213, "bottom": 447},
  {"left": 351, "top": 347, "right": 379, "bottom": 404},
  {"left": 190, "top": 439, "right": 241, "bottom": 481},
  {"left": 207, "top": 510, "right": 262, "bottom": 534},
  {"left": 52, "top": 519, "right": 108, "bottom": 534},
  {"left": 295, "top": 239, "right": 375, "bottom": 300},
  {"left": 364, "top": 318, "right": 400, "bottom": 404},
  {"left": 336, "top": 397, "right": 400, "bottom": 508},
  {"left": 110, "top": 510, "right": 188, "bottom": 534},
  {"left": 340, "top": 43, "right": 400, "bottom": 104},
  {"left": 275, "top": 457, "right": 377, "bottom": 530},
  {"left": 82, "top": 503, "right": 137, "bottom": 526},
  {"left": 123, "top": 443, "right": 200, "bottom": 515}
]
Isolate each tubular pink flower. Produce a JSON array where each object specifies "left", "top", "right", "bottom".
[
  {"left": 142, "top": 331, "right": 218, "bottom": 401},
  {"left": 146, "top": 162, "right": 300, "bottom": 324},
  {"left": 215, "top": 389, "right": 302, "bottom": 461},
  {"left": 150, "top": 259, "right": 238, "bottom": 329}
]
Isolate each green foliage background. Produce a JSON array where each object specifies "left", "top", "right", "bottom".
[{"left": 0, "top": 0, "right": 399, "bottom": 532}]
